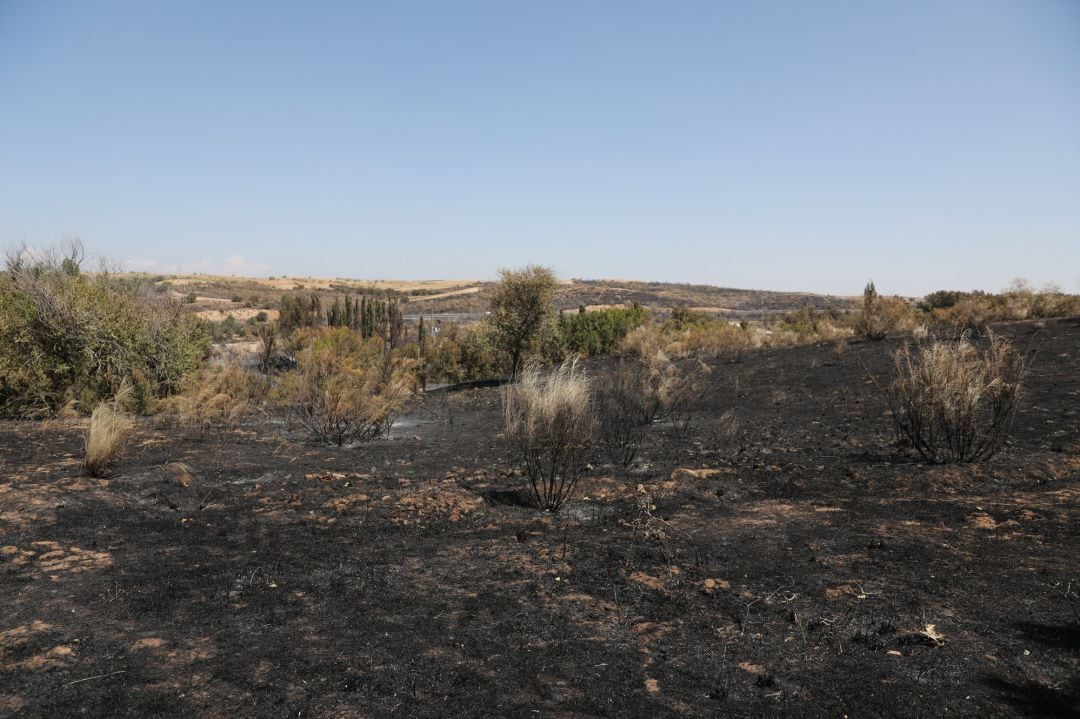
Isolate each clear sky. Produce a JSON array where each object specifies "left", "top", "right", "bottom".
[{"left": 1, "top": 1, "right": 1078, "bottom": 295}]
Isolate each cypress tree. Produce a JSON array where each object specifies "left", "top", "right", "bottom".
[{"left": 417, "top": 315, "right": 427, "bottom": 391}]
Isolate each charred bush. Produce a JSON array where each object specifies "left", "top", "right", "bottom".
[
  {"left": 596, "top": 368, "right": 647, "bottom": 467},
  {"left": 886, "top": 330, "right": 1025, "bottom": 463},
  {"left": 503, "top": 359, "right": 594, "bottom": 511}
]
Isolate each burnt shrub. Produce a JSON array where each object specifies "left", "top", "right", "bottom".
[
  {"left": 886, "top": 331, "right": 1026, "bottom": 463},
  {"left": 621, "top": 327, "right": 707, "bottom": 426},
  {"left": 275, "top": 328, "right": 411, "bottom": 446},
  {"left": 503, "top": 359, "right": 594, "bottom": 512},
  {"left": 595, "top": 364, "right": 648, "bottom": 467}
]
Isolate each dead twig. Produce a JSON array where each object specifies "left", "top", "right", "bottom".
[{"left": 63, "top": 670, "right": 127, "bottom": 687}]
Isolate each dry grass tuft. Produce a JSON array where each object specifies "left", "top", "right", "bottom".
[
  {"left": 83, "top": 397, "right": 135, "bottom": 477},
  {"left": 887, "top": 330, "right": 1026, "bottom": 463},
  {"left": 57, "top": 399, "right": 81, "bottom": 421},
  {"left": 165, "top": 461, "right": 195, "bottom": 488},
  {"left": 503, "top": 359, "right": 594, "bottom": 511}
]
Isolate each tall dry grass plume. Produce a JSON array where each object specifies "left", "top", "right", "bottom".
[
  {"left": 159, "top": 363, "right": 267, "bottom": 438},
  {"left": 887, "top": 330, "right": 1026, "bottom": 463},
  {"left": 84, "top": 386, "right": 136, "bottom": 477},
  {"left": 503, "top": 359, "right": 594, "bottom": 511}
]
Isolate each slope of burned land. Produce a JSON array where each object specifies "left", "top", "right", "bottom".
[
  {"left": 1, "top": 318, "right": 1078, "bottom": 717},
  {"left": 562, "top": 280, "right": 857, "bottom": 315}
]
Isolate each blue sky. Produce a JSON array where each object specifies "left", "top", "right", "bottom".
[{"left": 1, "top": 1, "right": 1077, "bottom": 295}]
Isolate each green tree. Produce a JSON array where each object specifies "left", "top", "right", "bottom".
[
  {"left": 489, "top": 265, "right": 558, "bottom": 380},
  {"left": 417, "top": 315, "right": 427, "bottom": 391}
]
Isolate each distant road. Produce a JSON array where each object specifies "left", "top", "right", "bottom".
[
  {"left": 402, "top": 308, "right": 795, "bottom": 324},
  {"left": 402, "top": 312, "right": 488, "bottom": 322}
]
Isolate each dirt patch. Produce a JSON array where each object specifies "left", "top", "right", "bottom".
[
  {"left": 627, "top": 571, "right": 667, "bottom": 591},
  {"left": 2, "top": 541, "right": 112, "bottom": 578},
  {"left": 392, "top": 484, "right": 485, "bottom": 524},
  {"left": 671, "top": 467, "right": 731, "bottom": 481},
  {"left": 411, "top": 286, "right": 481, "bottom": 302},
  {"left": 196, "top": 308, "right": 280, "bottom": 322}
]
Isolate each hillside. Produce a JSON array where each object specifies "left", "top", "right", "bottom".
[{"left": 137, "top": 273, "right": 859, "bottom": 320}]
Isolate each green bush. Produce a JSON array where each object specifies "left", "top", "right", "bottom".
[
  {"left": 557, "top": 304, "right": 649, "bottom": 357},
  {"left": 489, "top": 265, "right": 558, "bottom": 379},
  {"left": 0, "top": 244, "right": 208, "bottom": 417},
  {"left": 427, "top": 322, "right": 509, "bottom": 384}
]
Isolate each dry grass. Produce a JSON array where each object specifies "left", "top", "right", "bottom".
[
  {"left": 622, "top": 324, "right": 674, "bottom": 358},
  {"left": 83, "top": 402, "right": 134, "bottom": 477},
  {"left": 159, "top": 363, "right": 267, "bottom": 438},
  {"left": 623, "top": 315, "right": 860, "bottom": 363},
  {"left": 165, "top": 461, "right": 195, "bottom": 488},
  {"left": 858, "top": 285, "right": 917, "bottom": 340},
  {"left": 503, "top": 359, "right": 594, "bottom": 511},
  {"left": 672, "top": 321, "right": 753, "bottom": 361},
  {"left": 927, "top": 284, "right": 1080, "bottom": 335},
  {"left": 886, "top": 330, "right": 1026, "bottom": 463},
  {"left": 196, "top": 308, "right": 280, "bottom": 323},
  {"left": 621, "top": 328, "right": 707, "bottom": 426}
]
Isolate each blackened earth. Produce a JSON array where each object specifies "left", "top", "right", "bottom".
[{"left": 1, "top": 318, "right": 1078, "bottom": 717}]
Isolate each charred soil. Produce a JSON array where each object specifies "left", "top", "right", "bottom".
[{"left": 1, "top": 318, "right": 1079, "bottom": 717}]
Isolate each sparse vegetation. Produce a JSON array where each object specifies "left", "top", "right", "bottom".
[
  {"left": 621, "top": 325, "right": 708, "bottom": 425},
  {"left": 885, "top": 330, "right": 1026, "bottom": 463},
  {"left": 4, "top": 277, "right": 1078, "bottom": 716},
  {"left": 921, "top": 281, "right": 1080, "bottom": 335},
  {"left": 595, "top": 363, "right": 648, "bottom": 467},
  {"left": 503, "top": 359, "right": 593, "bottom": 511}
]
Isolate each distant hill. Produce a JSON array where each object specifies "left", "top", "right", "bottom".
[{"left": 139, "top": 272, "right": 859, "bottom": 319}]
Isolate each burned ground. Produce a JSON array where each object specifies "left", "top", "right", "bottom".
[{"left": 1, "top": 318, "right": 1078, "bottom": 717}]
